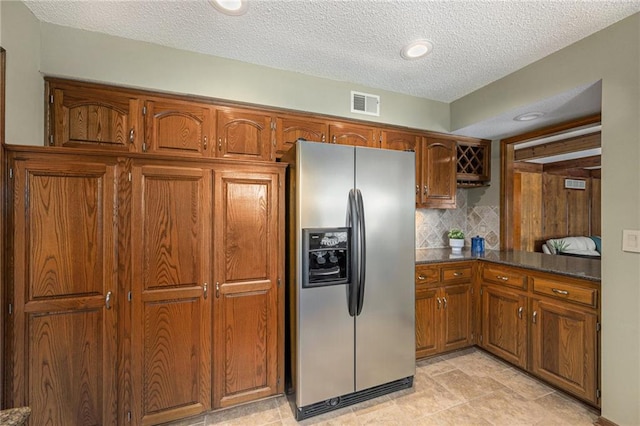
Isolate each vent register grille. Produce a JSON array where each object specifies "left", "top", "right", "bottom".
[{"left": 351, "top": 91, "right": 380, "bottom": 116}]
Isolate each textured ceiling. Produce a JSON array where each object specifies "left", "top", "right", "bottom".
[{"left": 23, "top": 0, "right": 640, "bottom": 104}]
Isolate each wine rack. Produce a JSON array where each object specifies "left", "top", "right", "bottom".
[{"left": 456, "top": 139, "right": 491, "bottom": 186}]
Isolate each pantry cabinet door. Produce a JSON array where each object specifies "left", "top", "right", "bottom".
[
  {"left": 9, "top": 158, "right": 118, "bottom": 425},
  {"left": 130, "top": 164, "right": 211, "bottom": 425},
  {"left": 213, "top": 170, "right": 281, "bottom": 408}
]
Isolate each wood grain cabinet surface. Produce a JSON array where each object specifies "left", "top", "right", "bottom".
[
  {"left": 415, "top": 263, "right": 473, "bottom": 359},
  {"left": 328, "top": 122, "right": 380, "bottom": 148},
  {"left": 216, "top": 107, "right": 274, "bottom": 161},
  {"left": 4, "top": 147, "right": 286, "bottom": 426},
  {"left": 417, "top": 137, "right": 457, "bottom": 208},
  {"left": 6, "top": 153, "right": 119, "bottom": 425},
  {"left": 275, "top": 116, "right": 327, "bottom": 159}
]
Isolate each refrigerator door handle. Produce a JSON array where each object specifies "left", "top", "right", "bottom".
[
  {"left": 356, "top": 189, "right": 367, "bottom": 315},
  {"left": 347, "top": 189, "right": 359, "bottom": 317}
]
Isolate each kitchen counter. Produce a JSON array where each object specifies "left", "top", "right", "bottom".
[{"left": 416, "top": 248, "right": 601, "bottom": 282}]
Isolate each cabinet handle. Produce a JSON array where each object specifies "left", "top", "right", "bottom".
[
  {"left": 518, "top": 306, "right": 523, "bottom": 319},
  {"left": 423, "top": 185, "right": 428, "bottom": 195},
  {"left": 203, "top": 136, "right": 208, "bottom": 150},
  {"left": 332, "top": 135, "right": 337, "bottom": 144},
  {"left": 216, "top": 282, "right": 220, "bottom": 298},
  {"left": 532, "top": 311, "right": 538, "bottom": 324},
  {"left": 418, "top": 274, "right": 426, "bottom": 280},
  {"left": 436, "top": 297, "right": 441, "bottom": 310},
  {"left": 218, "top": 137, "right": 222, "bottom": 151},
  {"left": 129, "top": 128, "right": 135, "bottom": 143},
  {"left": 321, "top": 133, "right": 326, "bottom": 142},
  {"left": 105, "top": 291, "right": 112, "bottom": 310},
  {"left": 552, "top": 288, "right": 569, "bottom": 295},
  {"left": 453, "top": 271, "right": 463, "bottom": 277},
  {"left": 443, "top": 297, "right": 448, "bottom": 309},
  {"left": 496, "top": 275, "right": 509, "bottom": 281},
  {"left": 203, "top": 283, "right": 208, "bottom": 299}
]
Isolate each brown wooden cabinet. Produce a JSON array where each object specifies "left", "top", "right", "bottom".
[
  {"left": 456, "top": 139, "right": 491, "bottom": 186},
  {"left": 216, "top": 107, "right": 274, "bottom": 161},
  {"left": 6, "top": 153, "right": 119, "bottom": 425},
  {"left": 213, "top": 168, "right": 283, "bottom": 408},
  {"left": 381, "top": 130, "right": 419, "bottom": 152},
  {"left": 415, "top": 263, "right": 473, "bottom": 359},
  {"left": 328, "top": 122, "right": 380, "bottom": 147},
  {"left": 417, "top": 137, "right": 457, "bottom": 208},
  {"left": 143, "top": 98, "right": 215, "bottom": 156},
  {"left": 47, "top": 80, "right": 142, "bottom": 151},
  {"left": 480, "top": 284, "right": 528, "bottom": 369},
  {"left": 275, "top": 116, "right": 327, "bottom": 158},
  {"left": 130, "top": 163, "right": 212, "bottom": 425}
]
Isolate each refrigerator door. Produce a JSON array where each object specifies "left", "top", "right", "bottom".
[
  {"left": 296, "top": 142, "right": 356, "bottom": 406},
  {"left": 354, "top": 147, "right": 416, "bottom": 391}
]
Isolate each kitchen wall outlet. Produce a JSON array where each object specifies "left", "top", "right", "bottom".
[{"left": 622, "top": 229, "right": 640, "bottom": 253}]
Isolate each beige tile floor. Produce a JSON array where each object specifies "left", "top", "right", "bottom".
[{"left": 168, "top": 348, "right": 599, "bottom": 426}]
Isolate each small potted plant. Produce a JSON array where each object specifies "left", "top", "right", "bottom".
[{"left": 448, "top": 229, "right": 465, "bottom": 254}]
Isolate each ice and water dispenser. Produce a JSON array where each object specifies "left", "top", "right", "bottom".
[{"left": 302, "top": 228, "right": 350, "bottom": 288}]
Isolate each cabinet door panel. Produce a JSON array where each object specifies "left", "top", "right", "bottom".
[
  {"left": 420, "top": 138, "right": 456, "bottom": 208},
  {"left": 481, "top": 285, "right": 527, "bottom": 368},
  {"left": 145, "top": 99, "right": 213, "bottom": 156},
  {"left": 276, "top": 117, "right": 327, "bottom": 158},
  {"left": 531, "top": 299, "right": 597, "bottom": 404},
  {"left": 382, "top": 130, "right": 418, "bottom": 152},
  {"left": 51, "top": 85, "right": 140, "bottom": 151},
  {"left": 442, "top": 284, "right": 472, "bottom": 351},
  {"left": 131, "top": 165, "right": 211, "bottom": 425},
  {"left": 217, "top": 109, "right": 273, "bottom": 161},
  {"left": 10, "top": 159, "right": 118, "bottom": 425},
  {"left": 214, "top": 171, "right": 279, "bottom": 408},
  {"left": 329, "top": 123, "right": 377, "bottom": 147},
  {"left": 415, "top": 288, "right": 439, "bottom": 358}
]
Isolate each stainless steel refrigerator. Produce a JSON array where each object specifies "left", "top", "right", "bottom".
[{"left": 284, "top": 140, "right": 415, "bottom": 420}]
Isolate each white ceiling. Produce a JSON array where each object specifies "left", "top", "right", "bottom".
[{"left": 23, "top": 0, "right": 640, "bottom": 105}]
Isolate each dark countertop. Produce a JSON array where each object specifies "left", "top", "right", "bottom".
[{"left": 416, "top": 248, "right": 601, "bottom": 282}]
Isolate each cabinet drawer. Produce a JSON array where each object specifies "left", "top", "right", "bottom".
[
  {"left": 532, "top": 277, "right": 597, "bottom": 308},
  {"left": 482, "top": 265, "right": 527, "bottom": 289},
  {"left": 415, "top": 265, "right": 439, "bottom": 287},
  {"left": 441, "top": 265, "right": 472, "bottom": 283}
]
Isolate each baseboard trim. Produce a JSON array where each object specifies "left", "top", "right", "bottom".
[{"left": 594, "top": 416, "right": 618, "bottom": 426}]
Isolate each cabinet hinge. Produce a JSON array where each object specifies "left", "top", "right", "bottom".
[
  {"left": 480, "top": 288, "right": 483, "bottom": 295},
  {"left": 8, "top": 303, "right": 12, "bottom": 315},
  {"left": 142, "top": 142, "right": 147, "bottom": 152},
  {"left": 49, "top": 134, "right": 54, "bottom": 145},
  {"left": 9, "top": 168, "right": 13, "bottom": 179},
  {"left": 596, "top": 322, "right": 601, "bottom": 332},
  {"left": 479, "top": 335, "right": 483, "bottom": 343},
  {"left": 277, "top": 278, "right": 281, "bottom": 287},
  {"left": 128, "top": 172, "right": 132, "bottom": 182},
  {"left": 270, "top": 120, "right": 276, "bottom": 130},
  {"left": 142, "top": 106, "right": 147, "bottom": 115},
  {"left": 127, "top": 291, "right": 132, "bottom": 302},
  {"left": 596, "top": 389, "right": 601, "bottom": 399},
  {"left": 277, "top": 376, "right": 280, "bottom": 385},
  {"left": 49, "top": 94, "right": 54, "bottom": 104},
  {"left": 127, "top": 411, "right": 132, "bottom": 422}
]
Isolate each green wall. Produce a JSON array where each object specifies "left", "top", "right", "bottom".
[{"left": 453, "top": 14, "right": 640, "bottom": 425}]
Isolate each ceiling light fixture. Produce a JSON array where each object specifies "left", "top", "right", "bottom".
[
  {"left": 401, "top": 40, "right": 433, "bottom": 60},
  {"left": 210, "top": 0, "right": 248, "bottom": 16},
  {"left": 513, "top": 111, "right": 545, "bottom": 122}
]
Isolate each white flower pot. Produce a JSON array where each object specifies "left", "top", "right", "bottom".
[{"left": 449, "top": 238, "right": 464, "bottom": 254}]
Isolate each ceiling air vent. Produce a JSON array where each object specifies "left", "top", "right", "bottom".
[
  {"left": 351, "top": 91, "right": 380, "bottom": 116},
  {"left": 564, "top": 179, "right": 587, "bottom": 190}
]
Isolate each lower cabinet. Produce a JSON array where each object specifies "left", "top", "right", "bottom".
[
  {"left": 4, "top": 148, "right": 285, "bottom": 425},
  {"left": 480, "top": 285, "right": 528, "bottom": 369},
  {"left": 415, "top": 263, "right": 473, "bottom": 359}
]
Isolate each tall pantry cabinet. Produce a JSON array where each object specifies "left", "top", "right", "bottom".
[{"left": 4, "top": 147, "right": 285, "bottom": 425}]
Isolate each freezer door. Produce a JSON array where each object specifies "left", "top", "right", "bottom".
[
  {"left": 354, "top": 147, "right": 416, "bottom": 391},
  {"left": 296, "top": 142, "right": 356, "bottom": 406}
]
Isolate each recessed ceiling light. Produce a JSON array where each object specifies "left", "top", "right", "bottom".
[
  {"left": 513, "top": 112, "right": 545, "bottom": 122},
  {"left": 210, "top": 0, "right": 248, "bottom": 15},
  {"left": 401, "top": 40, "right": 433, "bottom": 60}
]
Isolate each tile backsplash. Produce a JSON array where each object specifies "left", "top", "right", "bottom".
[{"left": 416, "top": 189, "right": 500, "bottom": 250}]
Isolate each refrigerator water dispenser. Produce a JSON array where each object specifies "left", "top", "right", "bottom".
[{"left": 302, "top": 228, "right": 350, "bottom": 288}]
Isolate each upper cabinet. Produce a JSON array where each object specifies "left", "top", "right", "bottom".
[
  {"left": 47, "top": 79, "right": 142, "bottom": 151},
  {"left": 381, "top": 130, "right": 419, "bottom": 152},
  {"left": 456, "top": 139, "right": 492, "bottom": 186},
  {"left": 417, "top": 137, "right": 457, "bottom": 209},
  {"left": 275, "top": 116, "right": 327, "bottom": 159},
  {"left": 143, "top": 98, "right": 215, "bottom": 157},
  {"left": 328, "top": 122, "right": 380, "bottom": 148},
  {"left": 216, "top": 107, "right": 274, "bottom": 161}
]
